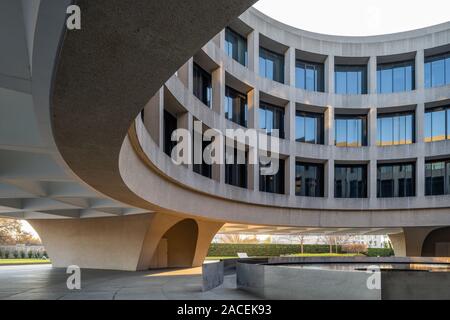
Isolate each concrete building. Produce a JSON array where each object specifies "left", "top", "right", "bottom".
[{"left": 1, "top": 1, "right": 450, "bottom": 270}]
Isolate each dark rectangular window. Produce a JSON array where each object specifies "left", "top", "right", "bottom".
[
  {"left": 425, "top": 53, "right": 450, "bottom": 88},
  {"left": 295, "top": 59, "right": 324, "bottom": 92},
  {"left": 260, "top": 159, "right": 285, "bottom": 194},
  {"left": 335, "top": 164, "right": 367, "bottom": 198},
  {"left": 295, "top": 162, "right": 324, "bottom": 197},
  {"left": 335, "top": 115, "right": 367, "bottom": 147},
  {"left": 193, "top": 123, "right": 212, "bottom": 179},
  {"left": 335, "top": 65, "right": 368, "bottom": 94},
  {"left": 163, "top": 110, "right": 177, "bottom": 157},
  {"left": 225, "top": 147, "right": 247, "bottom": 188},
  {"left": 425, "top": 106, "right": 450, "bottom": 142},
  {"left": 295, "top": 111, "right": 324, "bottom": 144},
  {"left": 377, "top": 112, "right": 415, "bottom": 146},
  {"left": 259, "top": 47, "right": 284, "bottom": 83},
  {"left": 259, "top": 102, "right": 285, "bottom": 139},
  {"left": 377, "top": 60, "right": 415, "bottom": 93},
  {"left": 193, "top": 63, "right": 212, "bottom": 107},
  {"left": 225, "top": 28, "right": 248, "bottom": 66},
  {"left": 377, "top": 163, "right": 415, "bottom": 198},
  {"left": 425, "top": 159, "right": 450, "bottom": 196},
  {"left": 225, "top": 86, "right": 248, "bottom": 127}
]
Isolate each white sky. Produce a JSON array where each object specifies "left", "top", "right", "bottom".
[{"left": 253, "top": 0, "right": 450, "bottom": 36}]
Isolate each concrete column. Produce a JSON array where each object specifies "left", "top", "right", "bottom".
[
  {"left": 369, "top": 160, "right": 377, "bottom": 199},
  {"left": 326, "top": 159, "right": 334, "bottom": 198},
  {"left": 368, "top": 56, "right": 377, "bottom": 94},
  {"left": 325, "top": 106, "right": 334, "bottom": 146},
  {"left": 248, "top": 146, "right": 259, "bottom": 191},
  {"left": 416, "top": 102, "right": 425, "bottom": 143},
  {"left": 143, "top": 87, "right": 164, "bottom": 147},
  {"left": 389, "top": 227, "right": 437, "bottom": 257},
  {"left": 177, "top": 112, "right": 193, "bottom": 170},
  {"left": 178, "top": 58, "right": 193, "bottom": 92},
  {"left": 415, "top": 49, "right": 425, "bottom": 90},
  {"left": 248, "top": 30, "right": 259, "bottom": 74},
  {"left": 284, "top": 47, "right": 296, "bottom": 86},
  {"left": 212, "top": 66, "right": 225, "bottom": 115},
  {"left": 369, "top": 107, "right": 378, "bottom": 146},
  {"left": 417, "top": 156, "right": 425, "bottom": 197},
  {"left": 285, "top": 155, "right": 296, "bottom": 196},
  {"left": 285, "top": 101, "right": 296, "bottom": 141},
  {"left": 324, "top": 55, "right": 335, "bottom": 93},
  {"left": 247, "top": 87, "right": 260, "bottom": 191}
]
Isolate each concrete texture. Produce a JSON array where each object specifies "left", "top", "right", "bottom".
[
  {"left": 30, "top": 214, "right": 222, "bottom": 271},
  {"left": 236, "top": 257, "right": 450, "bottom": 300},
  {"left": 202, "top": 260, "right": 224, "bottom": 291},
  {"left": 0, "top": 265, "right": 257, "bottom": 300},
  {"left": 51, "top": 0, "right": 257, "bottom": 215}
]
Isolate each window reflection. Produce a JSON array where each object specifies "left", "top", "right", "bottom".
[
  {"left": 259, "top": 102, "right": 285, "bottom": 139},
  {"left": 425, "top": 53, "right": 450, "bottom": 88},
  {"left": 377, "top": 112, "right": 415, "bottom": 146},
  {"left": 225, "top": 86, "right": 248, "bottom": 127},
  {"left": 335, "top": 164, "right": 367, "bottom": 198},
  {"left": 295, "top": 111, "right": 324, "bottom": 144},
  {"left": 335, "top": 65, "right": 368, "bottom": 94},
  {"left": 296, "top": 162, "right": 324, "bottom": 197},
  {"left": 193, "top": 63, "right": 212, "bottom": 107},
  {"left": 425, "top": 159, "right": 450, "bottom": 196},
  {"left": 425, "top": 106, "right": 450, "bottom": 142},
  {"left": 335, "top": 115, "right": 367, "bottom": 147},
  {"left": 259, "top": 47, "right": 284, "bottom": 83},
  {"left": 377, "top": 163, "right": 415, "bottom": 198},
  {"left": 295, "top": 60, "right": 324, "bottom": 92},
  {"left": 377, "top": 60, "right": 415, "bottom": 93},
  {"left": 225, "top": 28, "right": 248, "bottom": 67},
  {"left": 260, "top": 158, "right": 285, "bottom": 194}
]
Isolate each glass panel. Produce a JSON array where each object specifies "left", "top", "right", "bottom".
[
  {"left": 335, "top": 71, "right": 347, "bottom": 94},
  {"left": 259, "top": 56, "right": 265, "bottom": 79},
  {"left": 259, "top": 108, "right": 266, "bottom": 130},
  {"left": 377, "top": 118, "right": 382, "bottom": 146},
  {"left": 381, "top": 117, "right": 393, "bottom": 146},
  {"left": 425, "top": 62, "right": 432, "bottom": 88},
  {"left": 347, "top": 71, "right": 359, "bottom": 94},
  {"left": 305, "top": 116, "right": 316, "bottom": 144},
  {"left": 432, "top": 109, "right": 446, "bottom": 141},
  {"left": 446, "top": 57, "right": 450, "bottom": 85},
  {"left": 296, "top": 114, "right": 305, "bottom": 142},
  {"left": 306, "top": 65, "right": 315, "bottom": 91},
  {"left": 296, "top": 64, "right": 305, "bottom": 89},
  {"left": 424, "top": 111, "right": 432, "bottom": 142},
  {"left": 432, "top": 59, "right": 445, "bottom": 87},
  {"left": 335, "top": 119, "right": 347, "bottom": 147},
  {"left": 432, "top": 161, "right": 445, "bottom": 195},
  {"left": 392, "top": 116, "right": 400, "bottom": 145},
  {"left": 381, "top": 68, "right": 393, "bottom": 93},
  {"left": 393, "top": 67, "right": 405, "bottom": 92}
]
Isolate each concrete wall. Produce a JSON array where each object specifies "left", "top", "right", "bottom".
[{"left": 30, "top": 213, "right": 222, "bottom": 271}]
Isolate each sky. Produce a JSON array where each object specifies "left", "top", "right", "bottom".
[{"left": 253, "top": 0, "right": 450, "bottom": 36}]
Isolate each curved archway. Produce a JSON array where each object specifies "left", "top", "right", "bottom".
[
  {"left": 422, "top": 227, "right": 450, "bottom": 257},
  {"left": 151, "top": 219, "right": 199, "bottom": 268}
]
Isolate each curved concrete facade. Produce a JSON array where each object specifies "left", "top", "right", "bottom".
[{"left": 2, "top": 2, "right": 450, "bottom": 270}]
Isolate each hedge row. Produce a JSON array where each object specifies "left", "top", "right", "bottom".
[
  {"left": 207, "top": 243, "right": 394, "bottom": 257},
  {"left": 207, "top": 243, "right": 343, "bottom": 256}
]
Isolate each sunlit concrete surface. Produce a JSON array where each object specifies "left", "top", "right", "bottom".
[{"left": 0, "top": 265, "right": 257, "bottom": 300}]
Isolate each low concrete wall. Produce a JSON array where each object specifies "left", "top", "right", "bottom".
[
  {"left": 381, "top": 271, "right": 450, "bottom": 300},
  {"left": 237, "top": 261, "right": 380, "bottom": 300},
  {"left": 202, "top": 260, "right": 224, "bottom": 291},
  {"left": 237, "top": 257, "right": 450, "bottom": 300}
]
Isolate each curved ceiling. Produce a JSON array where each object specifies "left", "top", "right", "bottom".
[{"left": 253, "top": 0, "right": 450, "bottom": 36}]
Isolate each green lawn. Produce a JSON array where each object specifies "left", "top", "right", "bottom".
[
  {"left": 0, "top": 259, "right": 51, "bottom": 265},
  {"left": 205, "top": 253, "right": 361, "bottom": 260}
]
